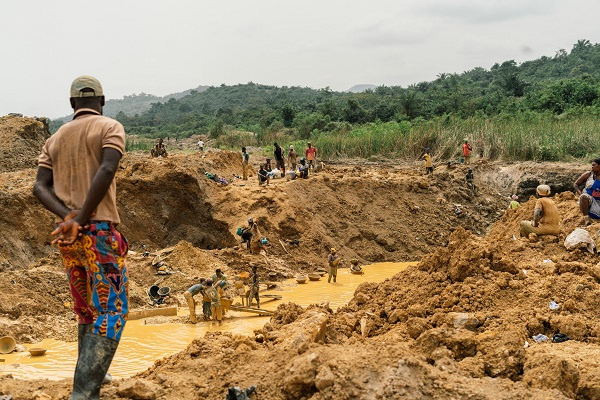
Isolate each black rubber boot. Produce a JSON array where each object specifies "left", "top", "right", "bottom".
[
  {"left": 69, "top": 333, "right": 119, "bottom": 400},
  {"left": 77, "top": 324, "right": 92, "bottom": 356}
]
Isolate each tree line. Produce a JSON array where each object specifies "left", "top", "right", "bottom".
[{"left": 52, "top": 40, "right": 600, "bottom": 157}]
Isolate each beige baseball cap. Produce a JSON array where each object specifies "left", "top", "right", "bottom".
[{"left": 70, "top": 75, "right": 103, "bottom": 98}]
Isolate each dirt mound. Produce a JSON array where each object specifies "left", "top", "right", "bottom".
[
  {"left": 319, "top": 195, "right": 600, "bottom": 398},
  {"left": 0, "top": 259, "right": 78, "bottom": 343},
  {"left": 0, "top": 115, "right": 49, "bottom": 173},
  {"left": 125, "top": 241, "right": 234, "bottom": 309}
]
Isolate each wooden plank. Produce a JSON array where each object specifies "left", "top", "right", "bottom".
[
  {"left": 128, "top": 306, "right": 178, "bottom": 320},
  {"left": 229, "top": 305, "right": 274, "bottom": 316}
]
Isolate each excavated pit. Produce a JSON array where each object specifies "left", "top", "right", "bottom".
[{"left": 2, "top": 117, "right": 599, "bottom": 399}]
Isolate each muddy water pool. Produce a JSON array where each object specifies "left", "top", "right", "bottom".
[{"left": 0, "top": 262, "right": 413, "bottom": 380}]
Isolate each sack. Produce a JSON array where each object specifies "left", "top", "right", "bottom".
[{"left": 564, "top": 228, "right": 595, "bottom": 254}]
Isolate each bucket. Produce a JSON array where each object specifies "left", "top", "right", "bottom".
[
  {"left": 459, "top": 157, "right": 465, "bottom": 163},
  {"left": 0, "top": 336, "right": 16, "bottom": 354},
  {"left": 148, "top": 285, "right": 160, "bottom": 298}
]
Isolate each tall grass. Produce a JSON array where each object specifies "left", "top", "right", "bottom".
[
  {"left": 210, "top": 113, "right": 600, "bottom": 161},
  {"left": 125, "top": 138, "right": 154, "bottom": 153},
  {"left": 313, "top": 113, "right": 600, "bottom": 161}
]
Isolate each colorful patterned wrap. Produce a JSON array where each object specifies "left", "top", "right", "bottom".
[{"left": 59, "top": 221, "right": 129, "bottom": 341}]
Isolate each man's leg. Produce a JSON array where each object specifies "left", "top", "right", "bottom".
[
  {"left": 579, "top": 194, "right": 592, "bottom": 225},
  {"left": 184, "top": 291, "right": 197, "bottom": 323},
  {"left": 70, "top": 223, "right": 128, "bottom": 400}
]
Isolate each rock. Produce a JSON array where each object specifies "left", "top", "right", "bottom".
[
  {"left": 283, "top": 352, "right": 319, "bottom": 398},
  {"left": 117, "top": 379, "right": 160, "bottom": 400},
  {"left": 271, "top": 311, "right": 328, "bottom": 351},
  {"left": 103, "top": 372, "right": 113, "bottom": 385},
  {"left": 156, "top": 374, "right": 168, "bottom": 384},
  {"left": 447, "top": 312, "right": 480, "bottom": 331},
  {"left": 14, "top": 345, "right": 25, "bottom": 353},
  {"left": 388, "top": 309, "right": 407, "bottom": 324},
  {"left": 32, "top": 392, "right": 51, "bottom": 400},
  {"left": 355, "top": 293, "right": 370, "bottom": 305},
  {"left": 406, "top": 317, "right": 432, "bottom": 339},
  {"left": 255, "top": 333, "right": 265, "bottom": 343},
  {"left": 315, "top": 366, "right": 335, "bottom": 391},
  {"left": 360, "top": 317, "right": 368, "bottom": 337}
]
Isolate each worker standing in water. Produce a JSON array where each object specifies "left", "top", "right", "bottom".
[
  {"left": 184, "top": 278, "right": 207, "bottom": 324},
  {"left": 327, "top": 248, "right": 341, "bottom": 283},
  {"left": 519, "top": 185, "right": 560, "bottom": 238},
  {"left": 202, "top": 279, "right": 213, "bottom": 320},
  {"left": 206, "top": 280, "right": 224, "bottom": 324},
  {"left": 247, "top": 265, "right": 260, "bottom": 308}
]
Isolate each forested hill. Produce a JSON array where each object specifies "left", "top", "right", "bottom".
[
  {"left": 49, "top": 85, "right": 209, "bottom": 131},
  {"left": 52, "top": 40, "right": 600, "bottom": 140}
]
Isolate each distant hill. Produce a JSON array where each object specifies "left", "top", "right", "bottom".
[
  {"left": 49, "top": 85, "right": 209, "bottom": 131},
  {"left": 51, "top": 40, "right": 600, "bottom": 139},
  {"left": 346, "top": 84, "right": 377, "bottom": 93}
]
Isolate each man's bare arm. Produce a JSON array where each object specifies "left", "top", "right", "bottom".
[
  {"left": 574, "top": 171, "right": 591, "bottom": 195},
  {"left": 33, "top": 167, "right": 71, "bottom": 219},
  {"left": 73, "top": 148, "right": 122, "bottom": 226},
  {"left": 533, "top": 208, "right": 542, "bottom": 227}
]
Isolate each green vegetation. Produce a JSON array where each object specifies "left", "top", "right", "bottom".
[
  {"left": 125, "top": 137, "right": 154, "bottom": 153},
  {"left": 51, "top": 40, "right": 600, "bottom": 161},
  {"left": 309, "top": 112, "right": 600, "bottom": 161}
]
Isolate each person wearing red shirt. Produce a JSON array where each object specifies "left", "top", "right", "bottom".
[
  {"left": 305, "top": 142, "right": 317, "bottom": 172},
  {"left": 462, "top": 139, "right": 473, "bottom": 164}
]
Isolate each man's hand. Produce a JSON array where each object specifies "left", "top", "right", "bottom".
[
  {"left": 52, "top": 219, "right": 82, "bottom": 245},
  {"left": 64, "top": 210, "right": 93, "bottom": 237},
  {"left": 52, "top": 210, "right": 94, "bottom": 245}
]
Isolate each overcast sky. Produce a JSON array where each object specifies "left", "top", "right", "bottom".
[{"left": 2, "top": 0, "right": 599, "bottom": 118}]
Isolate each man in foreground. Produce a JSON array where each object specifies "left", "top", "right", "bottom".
[
  {"left": 33, "top": 75, "right": 128, "bottom": 400},
  {"left": 519, "top": 185, "right": 560, "bottom": 238}
]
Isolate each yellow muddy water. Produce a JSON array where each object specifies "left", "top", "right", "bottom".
[{"left": 0, "top": 262, "right": 413, "bottom": 380}]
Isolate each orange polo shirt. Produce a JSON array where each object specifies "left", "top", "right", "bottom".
[{"left": 38, "top": 108, "right": 126, "bottom": 223}]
